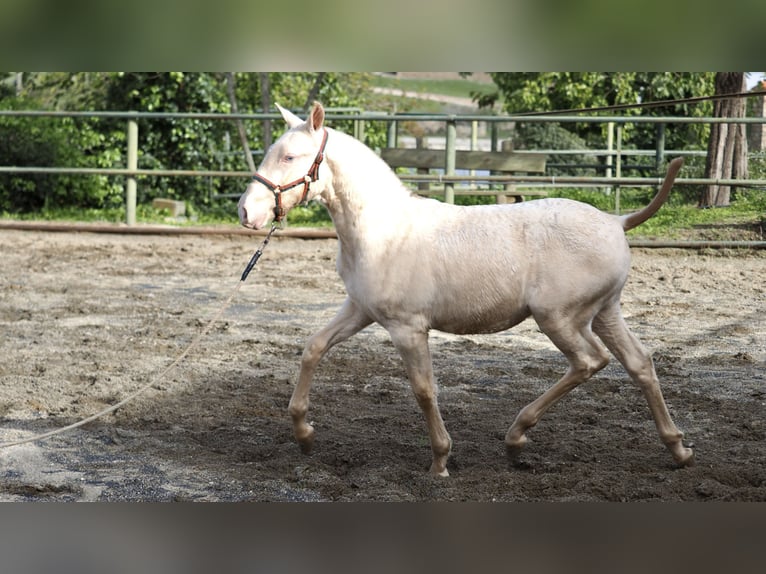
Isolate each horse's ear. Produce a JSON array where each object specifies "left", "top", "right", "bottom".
[
  {"left": 308, "top": 101, "right": 325, "bottom": 133},
  {"left": 275, "top": 103, "right": 304, "bottom": 129}
]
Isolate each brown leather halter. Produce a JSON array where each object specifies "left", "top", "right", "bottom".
[{"left": 251, "top": 129, "right": 329, "bottom": 223}]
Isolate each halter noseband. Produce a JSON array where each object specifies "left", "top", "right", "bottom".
[{"left": 251, "top": 129, "right": 329, "bottom": 223}]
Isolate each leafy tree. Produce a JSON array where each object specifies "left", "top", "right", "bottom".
[
  {"left": 514, "top": 123, "right": 592, "bottom": 176},
  {"left": 0, "top": 87, "right": 123, "bottom": 213},
  {"left": 483, "top": 73, "right": 716, "bottom": 154},
  {"left": 16, "top": 72, "right": 112, "bottom": 109},
  {"left": 97, "top": 72, "right": 235, "bottom": 206}
]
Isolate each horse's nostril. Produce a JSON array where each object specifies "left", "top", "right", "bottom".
[{"left": 241, "top": 206, "right": 248, "bottom": 222}]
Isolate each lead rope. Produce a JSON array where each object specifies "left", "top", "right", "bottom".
[{"left": 0, "top": 224, "right": 279, "bottom": 450}]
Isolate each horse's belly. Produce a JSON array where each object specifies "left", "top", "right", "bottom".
[{"left": 429, "top": 302, "right": 531, "bottom": 335}]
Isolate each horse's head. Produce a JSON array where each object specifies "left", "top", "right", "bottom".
[{"left": 238, "top": 102, "right": 329, "bottom": 229}]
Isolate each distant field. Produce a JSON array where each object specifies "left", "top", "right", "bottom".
[{"left": 370, "top": 73, "right": 497, "bottom": 102}]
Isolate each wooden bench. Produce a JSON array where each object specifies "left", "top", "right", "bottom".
[{"left": 380, "top": 143, "right": 547, "bottom": 203}]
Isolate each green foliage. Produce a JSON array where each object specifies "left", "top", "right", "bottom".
[
  {"left": 98, "top": 72, "right": 239, "bottom": 207},
  {"left": 0, "top": 95, "right": 123, "bottom": 213},
  {"left": 1, "top": 72, "right": 382, "bottom": 216},
  {"left": 485, "top": 73, "right": 715, "bottom": 151},
  {"left": 512, "top": 122, "right": 592, "bottom": 176},
  {"left": 17, "top": 72, "right": 112, "bottom": 109},
  {"left": 454, "top": 195, "right": 494, "bottom": 206},
  {"left": 286, "top": 203, "right": 333, "bottom": 227},
  {"left": 235, "top": 72, "right": 384, "bottom": 147}
]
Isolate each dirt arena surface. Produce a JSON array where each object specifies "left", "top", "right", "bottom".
[{"left": 0, "top": 227, "right": 763, "bottom": 501}]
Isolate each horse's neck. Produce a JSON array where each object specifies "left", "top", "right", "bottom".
[{"left": 323, "top": 130, "right": 415, "bottom": 252}]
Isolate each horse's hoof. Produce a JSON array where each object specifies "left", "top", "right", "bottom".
[
  {"left": 675, "top": 447, "right": 695, "bottom": 468},
  {"left": 295, "top": 425, "right": 315, "bottom": 454},
  {"left": 429, "top": 464, "right": 449, "bottom": 477},
  {"left": 505, "top": 435, "right": 527, "bottom": 462}
]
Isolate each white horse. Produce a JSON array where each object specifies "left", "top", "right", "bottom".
[{"left": 238, "top": 102, "right": 693, "bottom": 476}]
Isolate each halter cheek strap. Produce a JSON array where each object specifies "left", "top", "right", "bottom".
[{"left": 251, "top": 129, "right": 329, "bottom": 223}]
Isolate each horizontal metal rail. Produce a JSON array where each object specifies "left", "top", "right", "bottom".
[
  {"left": 1, "top": 109, "right": 765, "bottom": 125},
  {"left": 3, "top": 166, "right": 765, "bottom": 189},
  {"left": 0, "top": 166, "right": 250, "bottom": 178},
  {"left": 396, "top": 174, "right": 766, "bottom": 188},
  {"left": 511, "top": 149, "right": 708, "bottom": 157}
]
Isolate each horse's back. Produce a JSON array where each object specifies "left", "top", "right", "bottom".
[{"left": 426, "top": 197, "right": 629, "bottom": 261}]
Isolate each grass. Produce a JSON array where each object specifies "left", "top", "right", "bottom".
[
  {"left": 0, "top": 204, "right": 240, "bottom": 226},
  {"left": 368, "top": 73, "right": 501, "bottom": 115},
  {"left": 625, "top": 201, "right": 765, "bottom": 241},
  {"left": 553, "top": 186, "right": 766, "bottom": 241},
  {"left": 369, "top": 73, "right": 496, "bottom": 102},
  {"left": 0, "top": 201, "right": 335, "bottom": 228}
]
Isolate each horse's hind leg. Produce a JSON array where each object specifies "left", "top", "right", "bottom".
[
  {"left": 505, "top": 314, "right": 610, "bottom": 463},
  {"left": 593, "top": 303, "right": 694, "bottom": 466},
  {"left": 288, "top": 297, "right": 372, "bottom": 453}
]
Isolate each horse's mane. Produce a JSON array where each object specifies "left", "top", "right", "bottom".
[{"left": 326, "top": 127, "right": 416, "bottom": 199}]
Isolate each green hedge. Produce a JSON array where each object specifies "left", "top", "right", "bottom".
[{"left": 0, "top": 99, "right": 123, "bottom": 213}]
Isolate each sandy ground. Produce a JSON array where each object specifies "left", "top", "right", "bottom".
[{"left": 0, "top": 228, "right": 763, "bottom": 501}]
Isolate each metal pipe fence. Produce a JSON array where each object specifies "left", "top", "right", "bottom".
[
  {"left": 2, "top": 109, "right": 766, "bottom": 124},
  {"left": 1, "top": 109, "right": 765, "bottom": 225}
]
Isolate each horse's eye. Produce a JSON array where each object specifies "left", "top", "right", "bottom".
[{"left": 284, "top": 154, "right": 295, "bottom": 163}]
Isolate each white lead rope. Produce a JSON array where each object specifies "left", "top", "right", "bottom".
[{"left": 0, "top": 225, "right": 278, "bottom": 449}]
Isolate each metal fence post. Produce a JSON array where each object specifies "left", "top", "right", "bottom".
[
  {"left": 470, "top": 120, "right": 478, "bottom": 179},
  {"left": 354, "top": 116, "right": 365, "bottom": 142},
  {"left": 416, "top": 136, "right": 430, "bottom": 193},
  {"left": 126, "top": 113, "right": 138, "bottom": 225},
  {"left": 615, "top": 125, "right": 623, "bottom": 215},
  {"left": 387, "top": 116, "right": 397, "bottom": 148},
  {"left": 444, "top": 119, "right": 456, "bottom": 204},
  {"left": 655, "top": 123, "right": 666, "bottom": 174},
  {"left": 496, "top": 139, "right": 516, "bottom": 204},
  {"left": 605, "top": 121, "right": 614, "bottom": 195}
]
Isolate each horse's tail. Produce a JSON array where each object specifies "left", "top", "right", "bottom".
[{"left": 620, "top": 157, "right": 684, "bottom": 232}]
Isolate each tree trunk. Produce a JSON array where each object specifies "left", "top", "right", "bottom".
[
  {"left": 701, "top": 72, "right": 748, "bottom": 207},
  {"left": 225, "top": 73, "right": 256, "bottom": 174},
  {"left": 259, "top": 73, "right": 272, "bottom": 153}
]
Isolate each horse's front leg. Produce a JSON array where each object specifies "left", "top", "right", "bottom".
[
  {"left": 388, "top": 325, "right": 452, "bottom": 476},
  {"left": 288, "top": 298, "right": 372, "bottom": 453}
]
